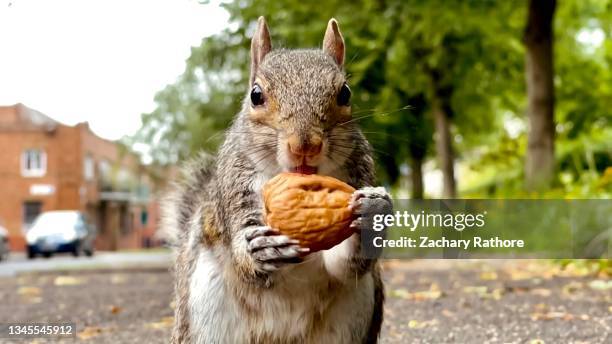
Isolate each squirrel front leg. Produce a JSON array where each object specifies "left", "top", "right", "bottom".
[
  {"left": 323, "top": 187, "right": 392, "bottom": 281},
  {"left": 230, "top": 217, "right": 309, "bottom": 287}
]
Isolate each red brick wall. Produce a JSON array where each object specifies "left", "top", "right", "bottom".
[{"left": 0, "top": 105, "right": 162, "bottom": 252}]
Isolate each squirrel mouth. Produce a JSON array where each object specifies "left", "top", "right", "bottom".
[{"left": 291, "top": 165, "right": 318, "bottom": 175}]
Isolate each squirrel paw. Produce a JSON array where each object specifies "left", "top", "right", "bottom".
[
  {"left": 349, "top": 187, "right": 393, "bottom": 232},
  {"left": 245, "top": 226, "right": 309, "bottom": 272}
]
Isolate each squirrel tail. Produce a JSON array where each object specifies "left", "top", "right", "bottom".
[{"left": 157, "top": 151, "right": 216, "bottom": 247}]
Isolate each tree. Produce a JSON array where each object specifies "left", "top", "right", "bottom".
[
  {"left": 524, "top": 0, "right": 557, "bottom": 191},
  {"left": 132, "top": 0, "right": 611, "bottom": 200}
]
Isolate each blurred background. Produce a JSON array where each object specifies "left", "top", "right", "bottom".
[
  {"left": 0, "top": 1, "right": 610, "bottom": 342},
  {"left": 0, "top": 0, "right": 610, "bottom": 253},
  {"left": 130, "top": 0, "right": 612, "bottom": 201}
]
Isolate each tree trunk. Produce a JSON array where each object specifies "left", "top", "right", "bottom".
[
  {"left": 524, "top": 0, "right": 556, "bottom": 191},
  {"left": 410, "top": 156, "right": 424, "bottom": 199},
  {"left": 432, "top": 95, "right": 457, "bottom": 198}
]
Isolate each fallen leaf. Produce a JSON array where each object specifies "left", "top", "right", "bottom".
[
  {"left": 17, "top": 286, "right": 41, "bottom": 297},
  {"left": 559, "top": 262, "right": 594, "bottom": 277},
  {"left": 17, "top": 286, "right": 42, "bottom": 303},
  {"left": 54, "top": 276, "right": 85, "bottom": 286},
  {"left": 480, "top": 271, "right": 498, "bottom": 280},
  {"left": 411, "top": 290, "right": 443, "bottom": 301},
  {"left": 389, "top": 288, "right": 442, "bottom": 301},
  {"left": 462, "top": 286, "right": 488, "bottom": 295},
  {"left": 531, "top": 288, "right": 552, "bottom": 297},
  {"left": 531, "top": 311, "right": 573, "bottom": 321},
  {"left": 110, "top": 305, "right": 122, "bottom": 315},
  {"left": 146, "top": 317, "right": 174, "bottom": 329},
  {"left": 487, "top": 288, "right": 504, "bottom": 300},
  {"left": 110, "top": 274, "right": 128, "bottom": 285},
  {"left": 390, "top": 288, "right": 411, "bottom": 299},
  {"left": 441, "top": 309, "right": 455, "bottom": 318},
  {"left": 588, "top": 280, "right": 612, "bottom": 291},
  {"left": 562, "top": 281, "right": 583, "bottom": 295},
  {"left": 408, "top": 319, "right": 438, "bottom": 329},
  {"left": 462, "top": 286, "right": 502, "bottom": 299},
  {"left": 77, "top": 326, "right": 103, "bottom": 340}
]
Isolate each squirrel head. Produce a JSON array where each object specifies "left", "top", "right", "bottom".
[{"left": 243, "top": 17, "right": 357, "bottom": 176}]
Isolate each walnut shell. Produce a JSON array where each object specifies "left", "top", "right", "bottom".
[{"left": 263, "top": 172, "right": 356, "bottom": 252}]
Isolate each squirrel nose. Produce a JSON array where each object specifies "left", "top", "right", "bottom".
[{"left": 288, "top": 136, "right": 322, "bottom": 157}]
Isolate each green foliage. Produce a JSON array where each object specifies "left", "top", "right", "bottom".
[{"left": 132, "top": 0, "right": 612, "bottom": 199}]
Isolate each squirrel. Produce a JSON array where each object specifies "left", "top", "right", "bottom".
[{"left": 164, "top": 17, "right": 393, "bottom": 344}]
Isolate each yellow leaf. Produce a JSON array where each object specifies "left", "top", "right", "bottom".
[
  {"left": 480, "top": 271, "right": 498, "bottom": 280},
  {"left": 146, "top": 317, "right": 174, "bottom": 329},
  {"left": 390, "top": 288, "right": 442, "bottom": 301},
  {"left": 463, "top": 286, "right": 488, "bottom": 294},
  {"left": 77, "top": 327, "right": 104, "bottom": 340},
  {"left": 17, "top": 286, "right": 41, "bottom": 297},
  {"left": 54, "top": 276, "right": 85, "bottom": 286},
  {"left": 390, "top": 288, "right": 411, "bottom": 299},
  {"left": 408, "top": 320, "right": 422, "bottom": 329},
  {"left": 17, "top": 286, "right": 42, "bottom": 303},
  {"left": 408, "top": 319, "right": 438, "bottom": 329},
  {"left": 411, "top": 290, "right": 442, "bottom": 301}
]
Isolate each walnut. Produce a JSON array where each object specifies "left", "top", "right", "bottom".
[{"left": 263, "top": 172, "right": 356, "bottom": 252}]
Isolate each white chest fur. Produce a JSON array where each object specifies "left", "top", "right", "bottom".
[{"left": 188, "top": 249, "right": 375, "bottom": 344}]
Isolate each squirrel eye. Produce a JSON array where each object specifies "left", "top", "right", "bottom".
[
  {"left": 250, "top": 84, "right": 264, "bottom": 106},
  {"left": 337, "top": 83, "right": 351, "bottom": 106}
]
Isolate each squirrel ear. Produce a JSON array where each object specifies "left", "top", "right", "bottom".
[
  {"left": 250, "top": 16, "right": 272, "bottom": 85},
  {"left": 322, "top": 18, "right": 345, "bottom": 67}
]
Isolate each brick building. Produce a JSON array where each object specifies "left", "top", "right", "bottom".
[{"left": 0, "top": 103, "right": 162, "bottom": 251}]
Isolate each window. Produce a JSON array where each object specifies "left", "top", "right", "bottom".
[
  {"left": 84, "top": 155, "right": 95, "bottom": 181},
  {"left": 21, "top": 149, "right": 47, "bottom": 177}
]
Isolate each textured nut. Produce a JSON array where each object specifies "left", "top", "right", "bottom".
[{"left": 263, "top": 172, "right": 356, "bottom": 252}]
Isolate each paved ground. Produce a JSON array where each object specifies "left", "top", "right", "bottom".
[
  {"left": 0, "top": 251, "right": 171, "bottom": 277},
  {"left": 0, "top": 255, "right": 609, "bottom": 343}
]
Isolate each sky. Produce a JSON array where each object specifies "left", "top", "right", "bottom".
[{"left": 0, "top": 0, "right": 228, "bottom": 141}]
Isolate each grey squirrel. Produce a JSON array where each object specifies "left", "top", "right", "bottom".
[{"left": 164, "top": 17, "right": 393, "bottom": 344}]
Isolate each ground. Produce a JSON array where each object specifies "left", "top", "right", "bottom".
[{"left": 0, "top": 252, "right": 610, "bottom": 343}]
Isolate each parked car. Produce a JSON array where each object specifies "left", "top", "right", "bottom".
[
  {"left": 0, "top": 222, "right": 9, "bottom": 261},
  {"left": 26, "top": 211, "right": 96, "bottom": 259}
]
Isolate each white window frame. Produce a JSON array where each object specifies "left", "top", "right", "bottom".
[{"left": 21, "top": 149, "right": 47, "bottom": 178}]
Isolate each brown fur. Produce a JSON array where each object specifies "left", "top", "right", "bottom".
[{"left": 166, "top": 17, "right": 386, "bottom": 343}]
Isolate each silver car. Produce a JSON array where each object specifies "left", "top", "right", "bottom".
[{"left": 26, "top": 211, "right": 96, "bottom": 259}]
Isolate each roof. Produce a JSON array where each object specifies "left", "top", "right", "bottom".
[{"left": 0, "top": 103, "right": 59, "bottom": 131}]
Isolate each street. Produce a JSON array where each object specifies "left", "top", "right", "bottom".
[
  {"left": 0, "top": 250, "right": 172, "bottom": 277},
  {"left": 0, "top": 253, "right": 610, "bottom": 343}
]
